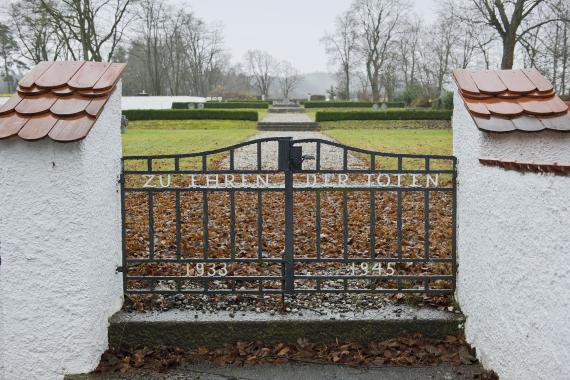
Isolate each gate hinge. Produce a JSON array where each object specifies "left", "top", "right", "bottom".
[{"left": 116, "top": 266, "right": 124, "bottom": 273}]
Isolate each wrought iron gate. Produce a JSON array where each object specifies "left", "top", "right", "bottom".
[{"left": 120, "top": 137, "right": 456, "bottom": 296}]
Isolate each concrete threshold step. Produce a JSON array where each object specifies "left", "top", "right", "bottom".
[
  {"left": 108, "top": 305, "right": 464, "bottom": 348},
  {"left": 66, "top": 363, "right": 485, "bottom": 380},
  {"left": 257, "top": 123, "right": 320, "bottom": 131},
  {"left": 268, "top": 108, "right": 306, "bottom": 113}
]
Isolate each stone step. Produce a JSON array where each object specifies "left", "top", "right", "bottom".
[
  {"left": 107, "top": 305, "right": 464, "bottom": 348},
  {"left": 65, "top": 363, "right": 486, "bottom": 380},
  {"left": 257, "top": 122, "right": 320, "bottom": 131},
  {"left": 268, "top": 107, "right": 306, "bottom": 113}
]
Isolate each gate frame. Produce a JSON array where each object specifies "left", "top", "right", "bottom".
[{"left": 120, "top": 137, "right": 457, "bottom": 296}]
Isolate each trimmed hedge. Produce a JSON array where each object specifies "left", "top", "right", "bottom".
[
  {"left": 315, "top": 109, "right": 452, "bottom": 122},
  {"left": 123, "top": 109, "right": 259, "bottom": 121},
  {"left": 304, "top": 101, "right": 406, "bottom": 109},
  {"left": 173, "top": 102, "right": 268, "bottom": 109},
  {"left": 205, "top": 102, "right": 268, "bottom": 109}
]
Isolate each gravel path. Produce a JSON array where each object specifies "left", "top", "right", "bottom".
[{"left": 219, "top": 131, "right": 367, "bottom": 170}]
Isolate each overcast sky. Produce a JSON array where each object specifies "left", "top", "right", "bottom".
[{"left": 185, "top": 0, "right": 438, "bottom": 73}]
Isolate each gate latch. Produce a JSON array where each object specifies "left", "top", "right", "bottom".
[{"left": 290, "top": 147, "right": 315, "bottom": 170}]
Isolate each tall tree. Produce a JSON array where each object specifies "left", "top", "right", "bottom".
[
  {"left": 277, "top": 60, "right": 300, "bottom": 99},
  {"left": 321, "top": 10, "right": 359, "bottom": 99},
  {"left": 470, "top": 0, "right": 557, "bottom": 69},
  {"left": 39, "top": 0, "right": 135, "bottom": 61},
  {"left": 244, "top": 50, "right": 278, "bottom": 99},
  {"left": 352, "top": 0, "right": 407, "bottom": 102},
  {"left": 9, "top": 0, "right": 67, "bottom": 63},
  {"left": 0, "top": 22, "right": 19, "bottom": 92}
]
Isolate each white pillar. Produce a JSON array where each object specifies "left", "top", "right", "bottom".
[
  {"left": 452, "top": 86, "right": 570, "bottom": 380},
  {"left": 0, "top": 84, "right": 123, "bottom": 380}
]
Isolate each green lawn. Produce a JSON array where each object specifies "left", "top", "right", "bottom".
[
  {"left": 320, "top": 120, "right": 451, "bottom": 130},
  {"left": 122, "top": 120, "right": 257, "bottom": 171},
  {"left": 121, "top": 119, "right": 452, "bottom": 171},
  {"left": 324, "top": 128, "right": 453, "bottom": 170}
]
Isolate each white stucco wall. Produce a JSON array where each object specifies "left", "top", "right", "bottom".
[
  {"left": 453, "top": 87, "right": 570, "bottom": 380},
  {"left": 122, "top": 96, "right": 205, "bottom": 110},
  {"left": 0, "top": 84, "right": 124, "bottom": 380}
]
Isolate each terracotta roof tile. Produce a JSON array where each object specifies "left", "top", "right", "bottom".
[
  {"left": 68, "top": 62, "right": 110, "bottom": 89},
  {"left": 452, "top": 68, "right": 570, "bottom": 133},
  {"left": 521, "top": 68, "right": 553, "bottom": 92},
  {"left": 470, "top": 70, "right": 507, "bottom": 94},
  {"left": 0, "top": 113, "right": 28, "bottom": 139},
  {"left": 35, "top": 61, "right": 84, "bottom": 88},
  {"left": 17, "top": 114, "right": 59, "bottom": 141},
  {"left": 0, "top": 94, "right": 23, "bottom": 115},
  {"left": 496, "top": 70, "right": 535, "bottom": 93},
  {"left": 48, "top": 115, "right": 96, "bottom": 142},
  {"left": 0, "top": 61, "right": 126, "bottom": 143}
]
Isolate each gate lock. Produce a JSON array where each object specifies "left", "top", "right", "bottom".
[{"left": 290, "top": 146, "right": 315, "bottom": 170}]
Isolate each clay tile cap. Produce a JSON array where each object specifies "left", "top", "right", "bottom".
[
  {"left": 457, "top": 68, "right": 570, "bottom": 133},
  {"left": 35, "top": 61, "right": 85, "bottom": 88},
  {"left": 1, "top": 60, "right": 126, "bottom": 143}
]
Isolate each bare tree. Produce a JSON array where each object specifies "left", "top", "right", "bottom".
[
  {"left": 0, "top": 22, "right": 20, "bottom": 92},
  {"left": 398, "top": 19, "right": 421, "bottom": 88},
  {"left": 39, "top": 0, "right": 135, "bottom": 62},
  {"left": 470, "top": 0, "right": 558, "bottom": 69},
  {"left": 244, "top": 50, "right": 278, "bottom": 99},
  {"left": 321, "top": 10, "right": 359, "bottom": 99},
  {"left": 352, "top": 0, "right": 408, "bottom": 102},
  {"left": 9, "top": 0, "right": 68, "bottom": 63},
  {"left": 277, "top": 60, "right": 300, "bottom": 99}
]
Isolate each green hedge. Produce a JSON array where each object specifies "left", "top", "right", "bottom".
[
  {"left": 123, "top": 109, "right": 259, "bottom": 121},
  {"left": 206, "top": 102, "right": 268, "bottom": 109},
  {"left": 304, "top": 101, "right": 406, "bottom": 109},
  {"left": 173, "top": 102, "right": 268, "bottom": 109},
  {"left": 315, "top": 109, "right": 452, "bottom": 122}
]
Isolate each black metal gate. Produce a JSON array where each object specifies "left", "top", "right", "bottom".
[{"left": 120, "top": 137, "right": 456, "bottom": 296}]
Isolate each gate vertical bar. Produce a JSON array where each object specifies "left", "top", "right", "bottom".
[
  {"left": 451, "top": 157, "right": 458, "bottom": 291},
  {"left": 278, "top": 138, "right": 294, "bottom": 294},
  {"left": 119, "top": 162, "right": 127, "bottom": 293}
]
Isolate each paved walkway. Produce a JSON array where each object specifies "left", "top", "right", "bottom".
[{"left": 67, "top": 363, "right": 485, "bottom": 380}]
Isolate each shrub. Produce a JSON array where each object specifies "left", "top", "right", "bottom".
[
  {"left": 304, "top": 101, "right": 406, "bottom": 109},
  {"left": 432, "top": 91, "right": 454, "bottom": 110},
  {"left": 315, "top": 109, "right": 452, "bottom": 122},
  {"left": 123, "top": 109, "right": 259, "bottom": 121}
]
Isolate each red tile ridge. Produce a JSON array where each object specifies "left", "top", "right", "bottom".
[{"left": 479, "top": 157, "right": 570, "bottom": 175}]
